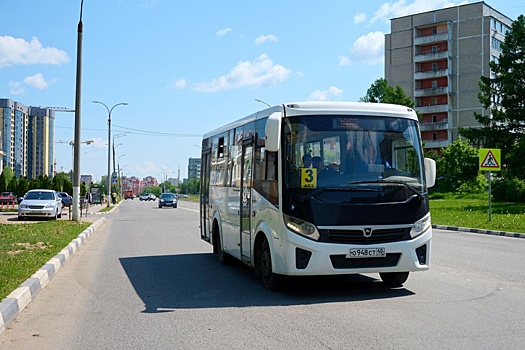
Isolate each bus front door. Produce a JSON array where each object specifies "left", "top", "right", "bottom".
[{"left": 240, "top": 142, "right": 253, "bottom": 263}]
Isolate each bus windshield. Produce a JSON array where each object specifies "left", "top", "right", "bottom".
[{"left": 283, "top": 114, "right": 426, "bottom": 203}]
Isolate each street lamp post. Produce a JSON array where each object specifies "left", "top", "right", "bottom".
[
  {"left": 92, "top": 101, "right": 128, "bottom": 207},
  {"left": 173, "top": 160, "right": 181, "bottom": 197},
  {"left": 117, "top": 154, "right": 125, "bottom": 197}
]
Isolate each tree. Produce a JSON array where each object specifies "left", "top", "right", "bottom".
[
  {"left": 437, "top": 139, "right": 482, "bottom": 192},
  {"left": 17, "top": 177, "right": 29, "bottom": 197},
  {"left": 360, "top": 78, "right": 415, "bottom": 108},
  {"left": 460, "top": 15, "right": 525, "bottom": 179}
]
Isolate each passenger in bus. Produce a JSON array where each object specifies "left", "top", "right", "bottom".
[
  {"left": 312, "top": 157, "right": 338, "bottom": 178},
  {"left": 302, "top": 154, "right": 312, "bottom": 168}
]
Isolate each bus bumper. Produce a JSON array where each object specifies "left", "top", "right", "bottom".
[{"left": 273, "top": 227, "right": 432, "bottom": 276}]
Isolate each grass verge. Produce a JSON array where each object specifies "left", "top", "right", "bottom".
[
  {"left": 0, "top": 220, "right": 90, "bottom": 301},
  {"left": 429, "top": 192, "right": 525, "bottom": 233}
]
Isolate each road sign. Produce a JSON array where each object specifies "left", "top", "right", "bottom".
[{"left": 479, "top": 148, "right": 501, "bottom": 171}]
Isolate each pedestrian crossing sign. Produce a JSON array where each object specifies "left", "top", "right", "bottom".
[{"left": 479, "top": 148, "right": 501, "bottom": 171}]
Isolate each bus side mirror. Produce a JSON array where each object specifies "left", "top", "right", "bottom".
[
  {"left": 424, "top": 158, "right": 436, "bottom": 188},
  {"left": 265, "top": 112, "right": 282, "bottom": 152}
]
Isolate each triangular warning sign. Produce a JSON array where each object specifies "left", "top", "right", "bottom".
[{"left": 481, "top": 150, "right": 499, "bottom": 168}]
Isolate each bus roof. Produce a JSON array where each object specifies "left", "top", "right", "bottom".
[{"left": 203, "top": 101, "right": 417, "bottom": 139}]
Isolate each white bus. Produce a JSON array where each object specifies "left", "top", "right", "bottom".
[{"left": 200, "top": 102, "right": 436, "bottom": 290}]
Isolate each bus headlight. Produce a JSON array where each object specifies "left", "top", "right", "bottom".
[
  {"left": 410, "top": 213, "right": 431, "bottom": 238},
  {"left": 284, "top": 215, "right": 320, "bottom": 241}
]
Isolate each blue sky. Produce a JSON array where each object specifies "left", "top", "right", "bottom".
[{"left": 1, "top": 0, "right": 523, "bottom": 181}]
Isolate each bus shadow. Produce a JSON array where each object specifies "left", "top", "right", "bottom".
[{"left": 119, "top": 253, "right": 414, "bottom": 313}]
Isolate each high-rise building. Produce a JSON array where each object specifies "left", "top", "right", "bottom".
[
  {"left": 0, "top": 98, "right": 55, "bottom": 179},
  {"left": 385, "top": 2, "right": 513, "bottom": 152},
  {"left": 188, "top": 157, "right": 201, "bottom": 180}
]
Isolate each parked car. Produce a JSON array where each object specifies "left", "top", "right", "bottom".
[
  {"left": 59, "top": 192, "right": 73, "bottom": 208},
  {"left": 158, "top": 193, "right": 177, "bottom": 208},
  {"left": 0, "top": 191, "right": 16, "bottom": 205},
  {"left": 18, "top": 189, "right": 63, "bottom": 221}
]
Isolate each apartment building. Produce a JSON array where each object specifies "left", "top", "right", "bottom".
[
  {"left": 385, "top": 1, "right": 513, "bottom": 152},
  {"left": 0, "top": 98, "right": 55, "bottom": 178},
  {"left": 188, "top": 157, "right": 201, "bottom": 180}
]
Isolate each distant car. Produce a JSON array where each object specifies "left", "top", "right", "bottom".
[
  {"left": 139, "top": 193, "right": 152, "bottom": 201},
  {"left": 0, "top": 191, "right": 16, "bottom": 205},
  {"left": 59, "top": 192, "right": 72, "bottom": 208},
  {"left": 178, "top": 194, "right": 189, "bottom": 198},
  {"left": 124, "top": 190, "right": 134, "bottom": 200},
  {"left": 148, "top": 193, "right": 157, "bottom": 201},
  {"left": 158, "top": 193, "right": 177, "bottom": 208},
  {"left": 18, "top": 189, "right": 63, "bottom": 221}
]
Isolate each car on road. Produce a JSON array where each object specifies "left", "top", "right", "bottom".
[
  {"left": 139, "top": 193, "right": 153, "bottom": 201},
  {"left": 18, "top": 189, "right": 63, "bottom": 221},
  {"left": 59, "top": 192, "right": 73, "bottom": 208},
  {"left": 158, "top": 193, "right": 177, "bottom": 208},
  {"left": 0, "top": 191, "right": 16, "bottom": 205}
]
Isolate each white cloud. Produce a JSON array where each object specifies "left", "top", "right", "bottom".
[
  {"left": 0, "top": 36, "right": 69, "bottom": 68},
  {"left": 254, "top": 34, "right": 278, "bottom": 45},
  {"left": 215, "top": 28, "right": 232, "bottom": 37},
  {"left": 168, "top": 78, "right": 187, "bottom": 89},
  {"left": 192, "top": 54, "right": 292, "bottom": 93},
  {"left": 308, "top": 86, "right": 343, "bottom": 101},
  {"left": 370, "top": 0, "right": 469, "bottom": 24},
  {"left": 354, "top": 12, "right": 367, "bottom": 24},
  {"left": 339, "top": 31, "right": 385, "bottom": 65},
  {"left": 23, "top": 73, "right": 49, "bottom": 89},
  {"left": 8, "top": 81, "right": 24, "bottom": 95}
]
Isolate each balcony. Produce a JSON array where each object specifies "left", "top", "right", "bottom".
[
  {"left": 414, "top": 86, "right": 449, "bottom": 97},
  {"left": 415, "top": 104, "right": 449, "bottom": 114},
  {"left": 420, "top": 121, "right": 449, "bottom": 131},
  {"left": 422, "top": 139, "right": 450, "bottom": 149},
  {"left": 414, "top": 32, "right": 449, "bottom": 45},
  {"left": 414, "top": 51, "right": 450, "bottom": 62},
  {"left": 414, "top": 68, "right": 449, "bottom": 80}
]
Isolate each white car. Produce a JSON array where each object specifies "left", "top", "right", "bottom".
[{"left": 18, "top": 189, "right": 63, "bottom": 221}]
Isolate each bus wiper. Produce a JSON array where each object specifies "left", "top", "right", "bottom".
[
  {"left": 298, "top": 187, "right": 379, "bottom": 203},
  {"left": 348, "top": 180, "right": 424, "bottom": 200}
]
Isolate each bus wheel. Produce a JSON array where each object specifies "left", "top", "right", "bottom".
[
  {"left": 214, "top": 230, "right": 231, "bottom": 265},
  {"left": 260, "top": 239, "right": 283, "bottom": 290},
  {"left": 379, "top": 272, "right": 409, "bottom": 287}
]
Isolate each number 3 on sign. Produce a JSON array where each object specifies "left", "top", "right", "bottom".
[{"left": 301, "top": 168, "right": 317, "bottom": 188}]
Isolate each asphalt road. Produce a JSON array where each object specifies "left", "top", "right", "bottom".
[{"left": 1, "top": 200, "right": 524, "bottom": 350}]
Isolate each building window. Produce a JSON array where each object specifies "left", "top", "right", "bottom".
[
  {"left": 432, "top": 115, "right": 438, "bottom": 123},
  {"left": 431, "top": 98, "right": 437, "bottom": 105},
  {"left": 432, "top": 28, "right": 437, "bottom": 35},
  {"left": 432, "top": 63, "right": 438, "bottom": 71},
  {"left": 432, "top": 80, "right": 438, "bottom": 88},
  {"left": 432, "top": 133, "right": 438, "bottom": 141},
  {"left": 432, "top": 46, "right": 437, "bottom": 53}
]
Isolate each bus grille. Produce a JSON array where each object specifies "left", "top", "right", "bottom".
[
  {"left": 319, "top": 227, "right": 411, "bottom": 245},
  {"left": 330, "top": 253, "right": 401, "bottom": 269}
]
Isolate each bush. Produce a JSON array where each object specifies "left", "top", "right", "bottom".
[
  {"left": 493, "top": 177, "right": 525, "bottom": 202},
  {"left": 456, "top": 174, "right": 488, "bottom": 194}
]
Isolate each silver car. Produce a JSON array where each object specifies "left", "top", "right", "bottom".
[{"left": 18, "top": 189, "right": 63, "bottom": 221}]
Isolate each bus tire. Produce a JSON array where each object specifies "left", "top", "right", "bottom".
[
  {"left": 214, "top": 228, "right": 232, "bottom": 265},
  {"left": 260, "top": 239, "right": 284, "bottom": 291},
  {"left": 379, "top": 272, "right": 409, "bottom": 287}
]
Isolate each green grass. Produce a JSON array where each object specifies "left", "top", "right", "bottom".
[
  {"left": 429, "top": 192, "right": 525, "bottom": 233},
  {"left": 0, "top": 221, "right": 90, "bottom": 301}
]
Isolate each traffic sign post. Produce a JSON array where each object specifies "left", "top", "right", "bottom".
[{"left": 479, "top": 148, "right": 501, "bottom": 221}]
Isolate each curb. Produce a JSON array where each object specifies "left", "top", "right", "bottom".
[
  {"left": 0, "top": 217, "right": 106, "bottom": 335},
  {"left": 433, "top": 224, "right": 525, "bottom": 239}
]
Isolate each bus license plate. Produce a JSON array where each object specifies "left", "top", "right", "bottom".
[{"left": 348, "top": 247, "right": 386, "bottom": 258}]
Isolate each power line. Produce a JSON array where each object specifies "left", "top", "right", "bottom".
[{"left": 54, "top": 124, "right": 201, "bottom": 137}]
